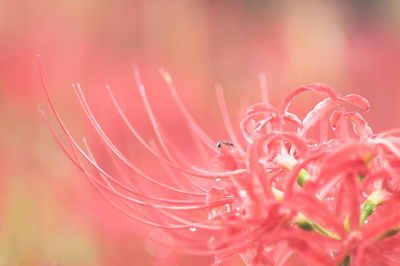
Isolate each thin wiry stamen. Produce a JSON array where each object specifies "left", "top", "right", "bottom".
[
  {"left": 74, "top": 83, "right": 246, "bottom": 179},
  {"left": 148, "top": 139, "right": 209, "bottom": 193},
  {"left": 159, "top": 67, "right": 216, "bottom": 151},
  {"left": 82, "top": 140, "right": 227, "bottom": 232},
  {"left": 107, "top": 85, "right": 204, "bottom": 192},
  {"left": 215, "top": 84, "right": 244, "bottom": 154},
  {"left": 77, "top": 139, "right": 230, "bottom": 211},
  {"left": 84, "top": 139, "right": 207, "bottom": 205},
  {"left": 258, "top": 73, "right": 269, "bottom": 104},
  {"left": 41, "top": 78, "right": 209, "bottom": 196}
]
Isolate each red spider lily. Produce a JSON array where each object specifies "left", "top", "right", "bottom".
[{"left": 40, "top": 62, "right": 400, "bottom": 265}]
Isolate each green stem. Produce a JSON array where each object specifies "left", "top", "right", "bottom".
[
  {"left": 360, "top": 189, "right": 388, "bottom": 226},
  {"left": 339, "top": 255, "right": 351, "bottom": 266},
  {"left": 295, "top": 215, "right": 341, "bottom": 240},
  {"left": 360, "top": 199, "right": 376, "bottom": 225},
  {"left": 380, "top": 227, "right": 400, "bottom": 239}
]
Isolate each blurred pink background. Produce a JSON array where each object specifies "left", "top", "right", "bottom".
[{"left": 1, "top": 1, "right": 400, "bottom": 265}]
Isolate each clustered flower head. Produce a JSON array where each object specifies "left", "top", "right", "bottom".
[{"left": 40, "top": 65, "right": 400, "bottom": 266}]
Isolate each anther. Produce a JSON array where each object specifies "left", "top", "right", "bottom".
[{"left": 217, "top": 141, "right": 234, "bottom": 148}]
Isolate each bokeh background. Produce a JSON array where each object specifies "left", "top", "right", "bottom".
[{"left": 1, "top": 1, "right": 400, "bottom": 265}]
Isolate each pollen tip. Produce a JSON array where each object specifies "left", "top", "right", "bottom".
[{"left": 216, "top": 141, "right": 233, "bottom": 148}]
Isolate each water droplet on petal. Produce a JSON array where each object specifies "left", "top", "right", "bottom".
[
  {"left": 189, "top": 227, "right": 197, "bottom": 232},
  {"left": 215, "top": 178, "right": 221, "bottom": 182}
]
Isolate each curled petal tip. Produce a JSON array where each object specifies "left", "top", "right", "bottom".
[{"left": 341, "top": 94, "right": 371, "bottom": 112}]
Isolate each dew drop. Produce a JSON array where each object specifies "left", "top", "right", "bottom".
[
  {"left": 215, "top": 178, "right": 221, "bottom": 182},
  {"left": 239, "top": 190, "right": 247, "bottom": 197},
  {"left": 189, "top": 227, "right": 197, "bottom": 232}
]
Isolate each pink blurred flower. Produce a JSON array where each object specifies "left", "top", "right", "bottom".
[{"left": 41, "top": 65, "right": 400, "bottom": 266}]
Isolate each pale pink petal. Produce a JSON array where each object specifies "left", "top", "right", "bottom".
[
  {"left": 330, "top": 111, "right": 373, "bottom": 139},
  {"left": 340, "top": 94, "right": 371, "bottom": 112},
  {"left": 280, "top": 83, "right": 338, "bottom": 113},
  {"left": 300, "top": 98, "right": 337, "bottom": 136}
]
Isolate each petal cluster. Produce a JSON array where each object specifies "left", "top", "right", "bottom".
[{"left": 41, "top": 66, "right": 400, "bottom": 265}]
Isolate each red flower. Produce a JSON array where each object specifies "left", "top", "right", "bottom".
[{"left": 41, "top": 64, "right": 400, "bottom": 265}]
